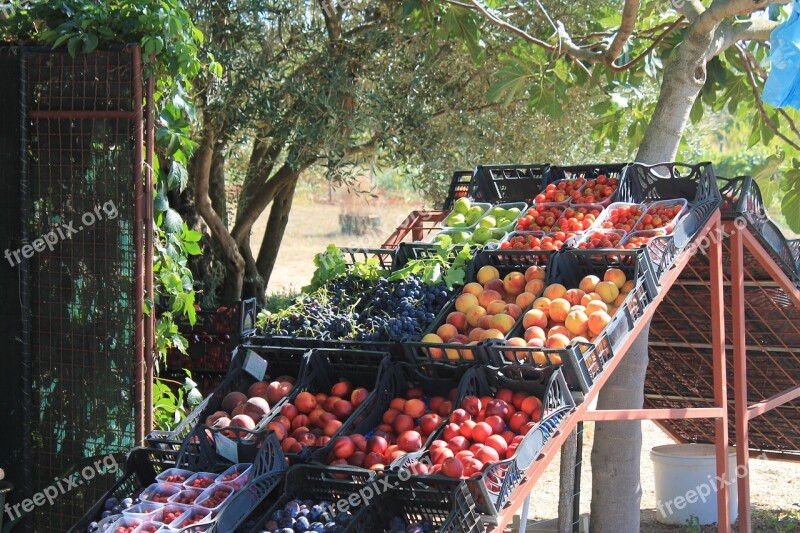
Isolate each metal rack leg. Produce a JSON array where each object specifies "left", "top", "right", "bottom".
[
  {"left": 573, "top": 422, "right": 583, "bottom": 533},
  {"left": 518, "top": 494, "right": 531, "bottom": 533}
]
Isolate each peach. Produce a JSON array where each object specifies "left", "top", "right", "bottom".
[
  {"left": 420, "top": 413, "right": 443, "bottom": 435},
  {"left": 545, "top": 334, "right": 570, "bottom": 349},
  {"left": 397, "top": 430, "right": 423, "bottom": 452},
  {"left": 480, "top": 328, "right": 505, "bottom": 340},
  {"left": 449, "top": 408, "right": 470, "bottom": 424},
  {"left": 205, "top": 411, "right": 228, "bottom": 427},
  {"left": 333, "top": 399, "right": 354, "bottom": 420},
  {"left": 367, "top": 435, "right": 389, "bottom": 455},
  {"left": 524, "top": 279, "right": 546, "bottom": 296},
  {"left": 247, "top": 381, "right": 271, "bottom": 401},
  {"left": 332, "top": 436, "right": 355, "bottom": 459},
  {"left": 565, "top": 310, "right": 589, "bottom": 336},
  {"left": 486, "top": 299, "right": 506, "bottom": 315},
  {"left": 436, "top": 323, "right": 458, "bottom": 342},
  {"left": 532, "top": 297, "right": 551, "bottom": 316},
  {"left": 503, "top": 271, "right": 526, "bottom": 295},
  {"left": 382, "top": 408, "right": 400, "bottom": 425},
  {"left": 489, "top": 313, "right": 515, "bottom": 335},
  {"left": 524, "top": 326, "right": 547, "bottom": 342},
  {"left": 404, "top": 398, "right": 427, "bottom": 419},
  {"left": 525, "top": 265, "right": 546, "bottom": 281},
  {"left": 295, "top": 391, "right": 317, "bottom": 414},
  {"left": 548, "top": 325, "right": 570, "bottom": 338},
  {"left": 476, "top": 446, "right": 500, "bottom": 464},
  {"left": 503, "top": 337, "right": 526, "bottom": 361},
  {"left": 477, "top": 265, "right": 500, "bottom": 284},
  {"left": 268, "top": 422, "right": 288, "bottom": 441},
  {"left": 429, "top": 396, "right": 445, "bottom": 413},
  {"left": 442, "top": 457, "right": 464, "bottom": 478},
  {"left": 230, "top": 414, "right": 255, "bottom": 438},
  {"left": 595, "top": 281, "right": 620, "bottom": 304},
  {"left": 516, "top": 291, "right": 536, "bottom": 310},
  {"left": 323, "top": 396, "right": 342, "bottom": 412},
  {"left": 569, "top": 304, "right": 586, "bottom": 314},
  {"left": 509, "top": 411, "right": 530, "bottom": 432},
  {"left": 421, "top": 333, "right": 444, "bottom": 358},
  {"left": 462, "top": 282, "right": 484, "bottom": 296},
  {"left": 572, "top": 336, "right": 589, "bottom": 344},
  {"left": 564, "top": 288, "right": 586, "bottom": 306},
  {"left": 331, "top": 381, "right": 353, "bottom": 400},
  {"left": 432, "top": 445, "right": 454, "bottom": 465},
  {"left": 543, "top": 283, "right": 567, "bottom": 300},
  {"left": 438, "top": 401, "right": 453, "bottom": 417},
  {"left": 222, "top": 392, "right": 247, "bottom": 413},
  {"left": 485, "top": 414, "right": 504, "bottom": 435},
  {"left": 323, "top": 420, "right": 343, "bottom": 437},
  {"left": 460, "top": 395, "right": 482, "bottom": 416},
  {"left": 466, "top": 306, "right": 487, "bottom": 328},
  {"left": 588, "top": 310, "right": 612, "bottom": 335},
  {"left": 243, "top": 397, "right": 270, "bottom": 423},
  {"left": 585, "top": 300, "right": 608, "bottom": 315},
  {"left": 484, "top": 278, "right": 506, "bottom": 296},
  {"left": 622, "top": 280, "right": 636, "bottom": 293},
  {"left": 390, "top": 397, "right": 406, "bottom": 412},
  {"left": 472, "top": 422, "right": 493, "bottom": 443},
  {"left": 604, "top": 268, "right": 627, "bottom": 289},
  {"left": 447, "top": 436, "right": 470, "bottom": 453},
  {"left": 548, "top": 298, "right": 571, "bottom": 323},
  {"left": 614, "top": 293, "right": 628, "bottom": 307},
  {"left": 523, "top": 308, "right": 548, "bottom": 329},
  {"left": 351, "top": 434, "right": 367, "bottom": 453},
  {"left": 468, "top": 328, "right": 486, "bottom": 342},
  {"left": 581, "top": 292, "right": 603, "bottom": 306},
  {"left": 579, "top": 275, "right": 600, "bottom": 293},
  {"left": 455, "top": 293, "right": 480, "bottom": 313},
  {"left": 351, "top": 387, "right": 369, "bottom": 407},
  {"left": 503, "top": 303, "right": 522, "bottom": 320},
  {"left": 446, "top": 312, "right": 468, "bottom": 332},
  {"left": 393, "top": 414, "right": 415, "bottom": 434},
  {"left": 231, "top": 403, "right": 248, "bottom": 418},
  {"left": 478, "top": 314, "right": 493, "bottom": 329},
  {"left": 485, "top": 435, "right": 508, "bottom": 456},
  {"left": 443, "top": 422, "right": 461, "bottom": 441},
  {"left": 459, "top": 420, "right": 476, "bottom": 439},
  {"left": 463, "top": 457, "right": 485, "bottom": 477},
  {"left": 521, "top": 396, "right": 543, "bottom": 418},
  {"left": 478, "top": 290, "right": 503, "bottom": 308},
  {"left": 485, "top": 400, "right": 510, "bottom": 421}
]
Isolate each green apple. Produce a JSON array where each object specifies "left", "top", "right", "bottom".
[
  {"left": 453, "top": 197, "right": 471, "bottom": 215},
  {"left": 491, "top": 207, "right": 507, "bottom": 220},
  {"left": 451, "top": 230, "right": 471, "bottom": 244},
  {"left": 506, "top": 207, "right": 521, "bottom": 217},
  {"left": 472, "top": 226, "right": 494, "bottom": 244},
  {"left": 479, "top": 215, "right": 497, "bottom": 228},
  {"left": 497, "top": 217, "right": 514, "bottom": 228},
  {"left": 446, "top": 213, "right": 466, "bottom": 227},
  {"left": 466, "top": 206, "right": 484, "bottom": 225}
]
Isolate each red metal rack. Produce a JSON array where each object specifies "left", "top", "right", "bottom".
[{"left": 484, "top": 211, "right": 800, "bottom": 533}]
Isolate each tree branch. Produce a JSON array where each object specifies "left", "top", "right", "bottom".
[
  {"left": 610, "top": 17, "right": 687, "bottom": 71},
  {"left": 735, "top": 44, "right": 800, "bottom": 151},
  {"left": 467, "top": 0, "right": 556, "bottom": 51},
  {"left": 604, "top": 0, "right": 641, "bottom": 62}
]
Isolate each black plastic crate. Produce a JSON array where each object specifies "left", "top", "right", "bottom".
[
  {"left": 345, "top": 476, "right": 483, "bottom": 533},
  {"left": 717, "top": 175, "right": 757, "bottom": 219},
  {"left": 176, "top": 298, "right": 258, "bottom": 338},
  {"left": 484, "top": 248, "right": 655, "bottom": 394},
  {"left": 147, "top": 345, "right": 310, "bottom": 453},
  {"left": 338, "top": 247, "right": 397, "bottom": 271},
  {"left": 443, "top": 169, "right": 483, "bottom": 209},
  {"left": 255, "top": 348, "right": 391, "bottom": 463},
  {"left": 308, "top": 361, "right": 471, "bottom": 468},
  {"left": 617, "top": 161, "right": 720, "bottom": 205},
  {"left": 404, "top": 249, "right": 555, "bottom": 365},
  {"left": 246, "top": 464, "right": 376, "bottom": 532},
  {"left": 473, "top": 163, "right": 551, "bottom": 204},
  {"left": 394, "top": 241, "right": 479, "bottom": 267},
  {"left": 547, "top": 163, "right": 629, "bottom": 204},
  {"left": 392, "top": 366, "right": 574, "bottom": 518},
  {"left": 71, "top": 439, "right": 287, "bottom": 533}
]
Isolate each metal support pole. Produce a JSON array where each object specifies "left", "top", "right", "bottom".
[
  {"left": 731, "top": 226, "right": 751, "bottom": 532},
  {"left": 709, "top": 216, "right": 731, "bottom": 532},
  {"left": 518, "top": 493, "right": 531, "bottom": 533}
]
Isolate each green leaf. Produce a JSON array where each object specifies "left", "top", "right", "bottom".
[
  {"left": 183, "top": 241, "right": 201, "bottom": 255},
  {"left": 154, "top": 184, "right": 169, "bottom": 213},
  {"left": 82, "top": 33, "right": 99, "bottom": 53},
  {"left": 443, "top": 267, "right": 465, "bottom": 288},
  {"left": 167, "top": 161, "right": 188, "bottom": 192},
  {"left": 442, "top": 6, "right": 483, "bottom": 63},
  {"left": 488, "top": 64, "right": 532, "bottom": 106},
  {"left": 690, "top": 96, "right": 704, "bottom": 125},
  {"left": 781, "top": 182, "right": 800, "bottom": 232},
  {"left": 162, "top": 208, "right": 183, "bottom": 233}
]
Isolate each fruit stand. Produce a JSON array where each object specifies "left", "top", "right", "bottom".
[{"left": 72, "top": 162, "right": 800, "bottom": 533}]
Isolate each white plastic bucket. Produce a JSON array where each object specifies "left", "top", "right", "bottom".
[{"left": 650, "top": 444, "right": 738, "bottom": 525}]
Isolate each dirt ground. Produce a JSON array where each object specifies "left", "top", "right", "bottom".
[{"left": 258, "top": 199, "right": 800, "bottom": 531}]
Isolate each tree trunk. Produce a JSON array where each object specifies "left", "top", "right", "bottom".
[
  {"left": 194, "top": 122, "right": 246, "bottom": 305},
  {"left": 210, "top": 145, "right": 228, "bottom": 227},
  {"left": 590, "top": 30, "right": 710, "bottom": 531},
  {"left": 558, "top": 429, "right": 578, "bottom": 533},
  {"left": 257, "top": 176, "right": 299, "bottom": 294}
]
